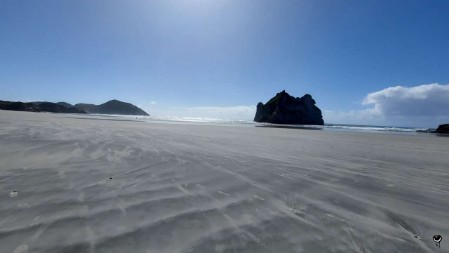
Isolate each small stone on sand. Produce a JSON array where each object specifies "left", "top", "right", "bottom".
[{"left": 10, "top": 191, "right": 19, "bottom": 198}]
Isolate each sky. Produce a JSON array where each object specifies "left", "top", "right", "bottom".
[{"left": 1, "top": 0, "right": 449, "bottom": 127}]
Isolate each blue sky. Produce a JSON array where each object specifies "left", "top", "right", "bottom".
[{"left": 1, "top": 0, "right": 449, "bottom": 127}]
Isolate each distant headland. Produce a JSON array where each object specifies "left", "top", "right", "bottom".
[{"left": 0, "top": 99, "right": 149, "bottom": 116}]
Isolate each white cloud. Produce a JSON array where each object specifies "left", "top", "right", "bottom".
[
  {"left": 325, "top": 83, "right": 449, "bottom": 127},
  {"left": 150, "top": 101, "right": 157, "bottom": 105},
  {"left": 363, "top": 83, "right": 449, "bottom": 116}
]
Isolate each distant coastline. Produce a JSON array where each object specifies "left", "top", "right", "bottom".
[{"left": 0, "top": 99, "right": 149, "bottom": 116}]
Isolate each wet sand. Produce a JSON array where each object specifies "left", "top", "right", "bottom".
[{"left": 0, "top": 110, "right": 448, "bottom": 253}]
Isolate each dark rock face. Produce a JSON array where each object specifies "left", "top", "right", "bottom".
[
  {"left": 0, "top": 101, "right": 86, "bottom": 114},
  {"left": 56, "top": 102, "right": 73, "bottom": 108},
  {"left": 254, "top": 90, "right": 324, "bottom": 125},
  {"left": 0, "top": 101, "right": 39, "bottom": 112},
  {"left": 33, "top": 102, "right": 86, "bottom": 113},
  {"left": 436, "top": 124, "right": 449, "bottom": 134},
  {"left": 73, "top": 103, "right": 97, "bottom": 113},
  {"left": 74, "top": 100, "right": 149, "bottom": 116}
]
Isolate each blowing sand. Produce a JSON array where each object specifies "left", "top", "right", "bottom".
[{"left": 0, "top": 110, "right": 448, "bottom": 253}]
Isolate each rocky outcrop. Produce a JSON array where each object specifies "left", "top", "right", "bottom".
[
  {"left": 254, "top": 90, "right": 324, "bottom": 125},
  {"left": 436, "top": 124, "right": 449, "bottom": 134},
  {"left": 0, "top": 101, "right": 86, "bottom": 114},
  {"left": 74, "top": 100, "right": 149, "bottom": 116}
]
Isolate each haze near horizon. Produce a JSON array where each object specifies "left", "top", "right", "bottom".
[{"left": 1, "top": 0, "right": 449, "bottom": 127}]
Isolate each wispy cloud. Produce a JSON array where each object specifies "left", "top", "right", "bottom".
[
  {"left": 150, "top": 105, "right": 256, "bottom": 120},
  {"left": 323, "top": 109, "right": 383, "bottom": 126}
]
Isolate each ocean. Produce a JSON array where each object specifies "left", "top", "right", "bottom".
[{"left": 78, "top": 114, "right": 431, "bottom": 134}]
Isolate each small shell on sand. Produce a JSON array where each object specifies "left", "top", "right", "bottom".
[
  {"left": 13, "top": 244, "right": 28, "bottom": 253},
  {"left": 18, "top": 202, "right": 31, "bottom": 209},
  {"left": 10, "top": 191, "right": 19, "bottom": 198},
  {"left": 253, "top": 195, "right": 265, "bottom": 201}
]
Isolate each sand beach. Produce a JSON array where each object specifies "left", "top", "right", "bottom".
[{"left": 0, "top": 110, "right": 448, "bottom": 253}]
